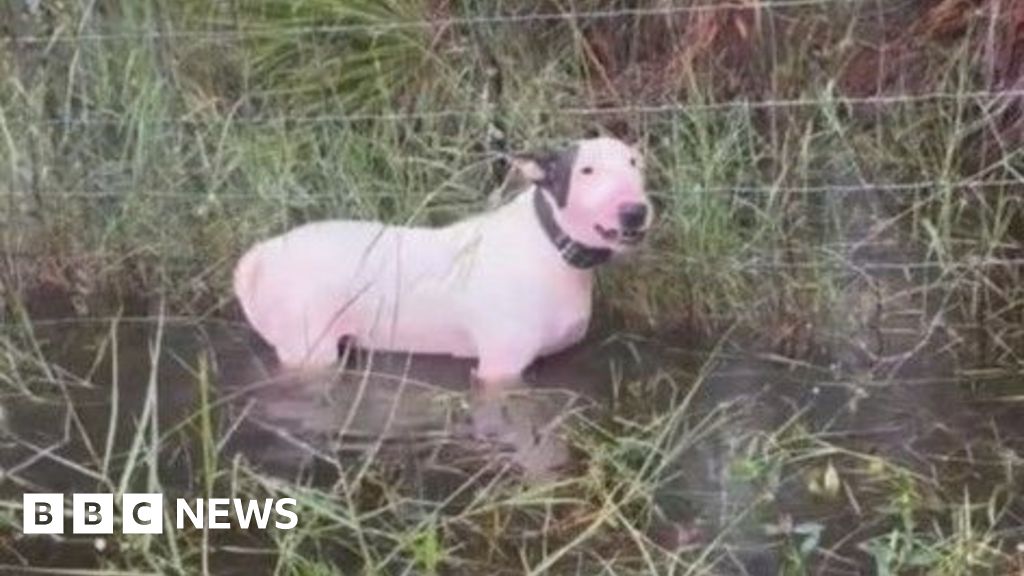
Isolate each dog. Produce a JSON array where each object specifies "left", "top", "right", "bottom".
[{"left": 233, "top": 137, "right": 652, "bottom": 388}]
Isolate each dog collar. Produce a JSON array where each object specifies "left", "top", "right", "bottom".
[{"left": 533, "top": 189, "right": 612, "bottom": 269}]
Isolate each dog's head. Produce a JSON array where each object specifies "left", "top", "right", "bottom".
[{"left": 515, "top": 137, "right": 652, "bottom": 253}]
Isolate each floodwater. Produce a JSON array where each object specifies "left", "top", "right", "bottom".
[
  {"left": 1, "top": 292, "right": 1020, "bottom": 573},
  {"left": 1, "top": 193, "right": 1022, "bottom": 573}
]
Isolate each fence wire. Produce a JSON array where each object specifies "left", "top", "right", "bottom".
[
  {"left": 15, "top": 88, "right": 1024, "bottom": 128},
  {"left": 3, "top": 178, "right": 1022, "bottom": 201},
  {"left": 2, "top": 1, "right": 1022, "bottom": 282},
  {"left": 5, "top": 0, "right": 875, "bottom": 44}
]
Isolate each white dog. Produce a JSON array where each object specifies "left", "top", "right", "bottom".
[{"left": 233, "top": 137, "right": 651, "bottom": 387}]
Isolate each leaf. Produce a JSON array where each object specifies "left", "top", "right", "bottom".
[
  {"left": 411, "top": 526, "right": 443, "bottom": 575},
  {"left": 822, "top": 460, "right": 841, "bottom": 497},
  {"left": 794, "top": 520, "right": 827, "bottom": 553},
  {"left": 866, "top": 457, "right": 886, "bottom": 477}
]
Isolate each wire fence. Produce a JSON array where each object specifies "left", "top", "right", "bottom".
[
  {"left": 5, "top": 0, "right": 883, "bottom": 44},
  {"left": 1, "top": 243, "right": 1021, "bottom": 272},
  {"left": 14, "top": 89, "right": 1024, "bottom": 128},
  {"left": 2, "top": 0, "right": 1023, "bottom": 282},
  {"left": 3, "top": 178, "right": 1022, "bottom": 201}
]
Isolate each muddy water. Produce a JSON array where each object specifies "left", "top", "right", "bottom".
[
  {"left": 1, "top": 298, "right": 1020, "bottom": 572},
  {"left": 0, "top": 306, "right": 664, "bottom": 571},
  {"left": 0, "top": 313, "right": 613, "bottom": 486},
  {"left": 1, "top": 187, "right": 1022, "bottom": 573}
]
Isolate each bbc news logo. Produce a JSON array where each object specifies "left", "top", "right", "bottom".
[{"left": 23, "top": 494, "right": 298, "bottom": 534}]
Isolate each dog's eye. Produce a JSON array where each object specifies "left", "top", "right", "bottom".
[
  {"left": 630, "top": 157, "right": 638, "bottom": 168},
  {"left": 581, "top": 166, "right": 594, "bottom": 175}
]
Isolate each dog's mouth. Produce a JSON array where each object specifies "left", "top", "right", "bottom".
[{"left": 595, "top": 224, "right": 646, "bottom": 246}]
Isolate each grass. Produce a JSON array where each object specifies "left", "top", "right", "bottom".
[
  {"left": 1, "top": 0, "right": 1023, "bottom": 573},
  {"left": 0, "top": 311, "right": 1020, "bottom": 573}
]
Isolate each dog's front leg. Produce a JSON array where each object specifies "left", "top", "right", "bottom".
[
  {"left": 470, "top": 333, "right": 539, "bottom": 441},
  {"left": 473, "top": 336, "right": 538, "bottom": 389}
]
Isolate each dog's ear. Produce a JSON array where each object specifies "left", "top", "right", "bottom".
[
  {"left": 510, "top": 145, "right": 578, "bottom": 207},
  {"left": 510, "top": 152, "right": 553, "bottom": 184}
]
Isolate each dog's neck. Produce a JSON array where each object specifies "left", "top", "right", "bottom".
[{"left": 532, "top": 187, "right": 612, "bottom": 269}]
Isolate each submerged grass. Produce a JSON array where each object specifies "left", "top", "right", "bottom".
[
  {"left": 1, "top": 0, "right": 1023, "bottom": 574},
  {"left": 0, "top": 310, "right": 1020, "bottom": 573}
]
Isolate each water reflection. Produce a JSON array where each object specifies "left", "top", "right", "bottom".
[
  {"left": 229, "top": 353, "right": 582, "bottom": 482},
  {"left": 0, "top": 286, "right": 1019, "bottom": 573}
]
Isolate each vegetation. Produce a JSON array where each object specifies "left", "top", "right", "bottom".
[{"left": 0, "top": 0, "right": 1022, "bottom": 574}]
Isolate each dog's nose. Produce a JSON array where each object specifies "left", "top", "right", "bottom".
[{"left": 618, "top": 203, "right": 648, "bottom": 230}]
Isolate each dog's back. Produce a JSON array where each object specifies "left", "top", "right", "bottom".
[{"left": 234, "top": 219, "right": 483, "bottom": 365}]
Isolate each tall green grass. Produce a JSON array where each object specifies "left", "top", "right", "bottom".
[
  {"left": 4, "top": 1, "right": 1020, "bottom": 340},
  {"left": 1, "top": 1, "right": 1022, "bottom": 573}
]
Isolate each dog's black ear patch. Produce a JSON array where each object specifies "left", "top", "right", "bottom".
[
  {"left": 537, "top": 145, "right": 578, "bottom": 208},
  {"left": 513, "top": 144, "right": 579, "bottom": 208}
]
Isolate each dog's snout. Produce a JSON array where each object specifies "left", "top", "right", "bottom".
[{"left": 618, "top": 203, "right": 649, "bottom": 230}]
